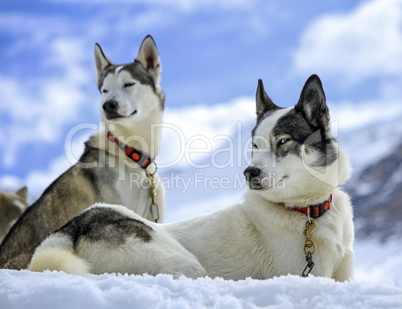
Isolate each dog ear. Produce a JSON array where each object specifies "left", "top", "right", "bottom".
[
  {"left": 15, "top": 186, "right": 27, "bottom": 202},
  {"left": 256, "top": 79, "right": 279, "bottom": 122},
  {"left": 94, "top": 43, "right": 114, "bottom": 88},
  {"left": 135, "top": 35, "right": 162, "bottom": 84},
  {"left": 295, "top": 74, "right": 331, "bottom": 140}
]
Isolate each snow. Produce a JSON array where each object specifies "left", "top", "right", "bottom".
[
  {"left": 338, "top": 114, "right": 402, "bottom": 175},
  {"left": 354, "top": 240, "right": 402, "bottom": 285},
  {"left": 1, "top": 233, "right": 401, "bottom": 308},
  {"left": 1, "top": 269, "right": 402, "bottom": 309}
]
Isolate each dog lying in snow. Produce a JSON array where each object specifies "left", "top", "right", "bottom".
[{"left": 29, "top": 75, "right": 354, "bottom": 281}]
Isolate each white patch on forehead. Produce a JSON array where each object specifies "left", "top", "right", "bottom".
[
  {"left": 255, "top": 108, "right": 292, "bottom": 138},
  {"left": 104, "top": 65, "right": 123, "bottom": 80},
  {"left": 116, "top": 67, "right": 136, "bottom": 82},
  {"left": 102, "top": 66, "right": 134, "bottom": 89},
  {"left": 116, "top": 65, "right": 124, "bottom": 73}
]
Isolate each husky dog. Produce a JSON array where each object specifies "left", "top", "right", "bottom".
[
  {"left": 29, "top": 75, "right": 354, "bottom": 281},
  {"left": 1, "top": 35, "right": 165, "bottom": 270},
  {"left": 29, "top": 204, "right": 206, "bottom": 277},
  {"left": 0, "top": 187, "right": 28, "bottom": 243}
]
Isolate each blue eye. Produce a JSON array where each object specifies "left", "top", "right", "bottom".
[{"left": 278, "top": 138, "right": 288, "bottom": 146}]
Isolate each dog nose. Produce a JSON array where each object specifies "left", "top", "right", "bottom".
[
  {"left": 243, "top": 166, "right": 261, "bottom": 180},
  {"left": 103, "top": 100, "right": 119, "bottom": 113}
]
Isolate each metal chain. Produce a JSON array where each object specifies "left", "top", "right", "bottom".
[
  {"left": 146, "top": 164, "right": 160, "bottom": 223},
  {"left": 302, "top": 252, "right": 315, "bottom": 277},
  {"left": 302, "top": 219, "right": 317, "bottom": 277}
]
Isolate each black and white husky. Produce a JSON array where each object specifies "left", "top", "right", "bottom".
[
  {"left": 29, "top": 75, "right": 354, "bottom": 281},
  {"left": 0, "top": 35, "right": 165, "bottom": 270}
]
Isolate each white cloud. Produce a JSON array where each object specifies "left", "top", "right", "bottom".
[
  {"left": 0, "top": 37, "right": 92, "bottom": 168},
  {"left": 1, "top": 128, "right": 92, "bottom": 202},
  {"left": 158, "top": 97, "right": 255, "bottom": 167},
  {"left": 294, "top": 0, "right": 402, "bottom": 82},
  {"left": 0, "top": 13, "right": 71, "bottom": 56},
  {"left": 20, "top": 139, "right": 82, "bottom": 202},
  {"left": 0, "top": 175, "right": 25, "bottom": 193},
  {"left": 330, "top": 98, "right": 402, "bottom": 130}
]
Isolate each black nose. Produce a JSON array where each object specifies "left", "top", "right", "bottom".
[
  {"left": 243, "top": 166, "right": 261, "bottom": 180},
  {"left": 103, "top": 100, "right": 119, "bottom": 113}
]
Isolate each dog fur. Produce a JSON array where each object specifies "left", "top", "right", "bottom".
[
  {"left": 0, "top": 35, "right": 165, "bottom": 270},
  {"left": 28, "top": 75, "right": 354, "bottom": 281},
  {"left": 0, "top": 187, "right": 28, "bottom": 243}
]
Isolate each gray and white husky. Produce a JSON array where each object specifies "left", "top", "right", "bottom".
[
  {"left": 29, "top": 75, "right": 354, "bottom": 281},
  {"left": 0, "top": 35, "right": 165, "bottom": 270}
]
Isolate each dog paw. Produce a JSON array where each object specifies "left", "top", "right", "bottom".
[{"left": 177, "top": 263, "right": 207, "bottom": 279}]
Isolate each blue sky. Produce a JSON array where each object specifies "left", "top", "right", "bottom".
[{"left": 1, "top": 0, "right": 402, "bottom": 198}]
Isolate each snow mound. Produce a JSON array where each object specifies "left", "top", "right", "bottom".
[{"left": 1, "top": 270, "right": 402, "bottom": 309}]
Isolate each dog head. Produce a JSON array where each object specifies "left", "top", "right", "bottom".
[
  {"left": 0, "top": 186, "right": 28, "bottom": 222},
  {"left": 244, "top": 75, "right": 351, "bottom": 204},
  {"left": 94, "top": 35, "right": 164, "bottom": 131}
]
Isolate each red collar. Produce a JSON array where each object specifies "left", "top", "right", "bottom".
[
  {"left": 289, "top": 195, "right": 332, "bottom": 219},
  {"left": 107, "top": 131, "right": 154, "bottom": 169}
]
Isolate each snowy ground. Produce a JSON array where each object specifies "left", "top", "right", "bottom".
[
  {"left": 1, "top": 268, "right": 402, "bottom": 309},
  {"left": 1, "top": 239, "right": 401, "bottom": 309}
]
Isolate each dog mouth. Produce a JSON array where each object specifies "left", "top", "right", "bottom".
[
  {"left": 247, "top": 179, "right": 265, "bottom": 190},
  {"left": 247, "top": 176, "right": 287, "bottom": 190},
  {"left": 106, "top": 110, "right": 137, "bottom": 120}
]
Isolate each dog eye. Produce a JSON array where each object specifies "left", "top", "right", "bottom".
[
  {"left": 102, "top": 89, "right": 108, "bottom": 93},
  {"left": 124, "top": 82, "right": 136, "bottom": 88},
  {"left": 277, "top": 138, "right": 288, "bottom": 146}
]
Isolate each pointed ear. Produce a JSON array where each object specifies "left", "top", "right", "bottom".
[
  {"left": 256, "top": 79, "right": 279, "bottom": 122},
  {"left": 295, "top": 74, "right": 331, "bottom": 139},
  {"left": 135, "top": 35, "right": 162, "bottom": 84},
  {"left": 15, "top": 186, "right": 27, "bottom": 201},
  {"left": 94, "top": 43, "right": 114, "bottom": 88}
]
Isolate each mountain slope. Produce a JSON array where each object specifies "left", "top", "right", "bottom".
[{"left": 347, "top": 139, "right": 402, "bottom": 240}]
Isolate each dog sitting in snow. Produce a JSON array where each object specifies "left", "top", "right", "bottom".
[
  {"left": 0, "top": 35, "right": 165, "bottom": 270},
  {"left": 29, "top": 75, "right": 354, "bottom": 281}
]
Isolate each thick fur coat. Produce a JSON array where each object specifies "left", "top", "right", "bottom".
[
  {"left": 0, "top": 35, "right": 165, "bottom": 270},
  {"left": 29, "top": 75, "right": 354, "bottom": 281}
]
